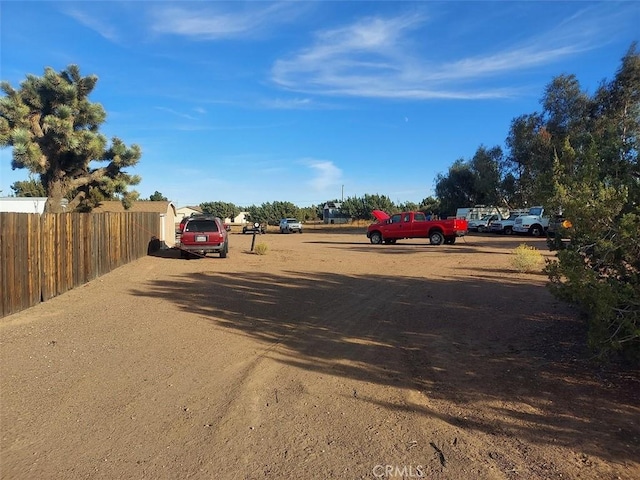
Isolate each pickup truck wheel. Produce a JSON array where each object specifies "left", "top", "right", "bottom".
[
  {"left": 529, "top": 225, "right": 543, "bottom": 237},
  {"left": 370, "top": 232, "right": 383, "bottom": 244},
  {"left": 504, "top": 226, "right": 513, "bottom": 235},
  {"left": 477, "top": 226, "right": 485, "bottom": 233},
  {"left": 444, "top": 237, "right": 456, "bottom": 245},
  {"left": 429, "top": 231, "right": 444, "bottom": 245}
]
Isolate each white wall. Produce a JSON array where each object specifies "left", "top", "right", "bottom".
[{"left": 0, "top": 197, "right": 48, "bottom": 214}]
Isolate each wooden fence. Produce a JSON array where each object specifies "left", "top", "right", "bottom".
[{"left": 0, "top": 212, "right": 160, "bottom": 318}]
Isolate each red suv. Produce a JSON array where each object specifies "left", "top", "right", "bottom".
[{"left": 177, "top": 215, "right": 229, "bottom": 258}]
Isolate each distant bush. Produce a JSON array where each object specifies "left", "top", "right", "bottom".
[
  {"left": 511, "top": 244, "right": 544, "bottom": 273},
  {"left": 253, "top": 242, "right": 268, "bottom": 255}
]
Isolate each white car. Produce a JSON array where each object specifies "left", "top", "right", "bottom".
[
  {"left": 489, "top": 216, "right": 520, "bottom": 235},
  {"left": 468, "top": 214, "right": 501, "bottom": 233},
  {"left": 279, "top": 218, "right": 303, "bottom": 233}
]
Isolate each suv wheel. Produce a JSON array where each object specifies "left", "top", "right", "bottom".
[{"left": 220, "top": 240, "right": 228, "bottom": 258}]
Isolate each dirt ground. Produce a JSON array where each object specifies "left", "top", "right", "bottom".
[{"left": 1, "top": 228, "right": 638, "bottom": 480}]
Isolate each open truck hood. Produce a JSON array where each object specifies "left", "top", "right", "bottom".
[{"left": 372, "top": 210, "right": 390, "bottom": 222}]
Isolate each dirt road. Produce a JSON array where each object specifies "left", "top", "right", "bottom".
[{"left": 1, "top": 230, "right": 638, "bottom": 479}]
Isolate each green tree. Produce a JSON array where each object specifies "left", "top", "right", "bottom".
[
  {"left": 435, "top": 146, "right": 506, "bottom": 214},
  {"left": 470, "top": 145, "right": 503, "bottom": 206},
  {"left": 0, "top": 65, "right": 141, "bottom": 212},
  {"left": 418, "top": 196, "right": 441, "bottom": 218},
  {"left": 504, "top": 112, "right": 551, "bottom": 205},
  {"left": 397, "top": 201, "right": 419, "bottom": 212},
  {"left": 542, "top": 74, "right": 590, "bottom": 140},
  {"left": 546, "top": 44, "right": 640, "bottom": 363},
  {"left": 434, "top": 159, "right": 475, "bottom": 217},
  {"left": 299, "top": 205, "right": 319, "bottom": 222},
  {"left": 498, "top": 172, "right": 519, "bottom": 209},
  {"left": 149, "top": 191, "right": 168, "bottom": 201},
  {"left": 245, "top": 201, "right": 300, "bottom": 225},
  {"left": 10, "top": 177, "right": 46, "bottom": 197},
  {"left": 245, "top": 205, "right": 267, "bottom": 225},
  {"left": 200, "top": 201, "right": 240, "bottom": 220},
  {"left": 503, "top": 76, "right": 591, "bottom": 208},
  {"left": 340, "top": 194, "right": 395, "bottom": 220}
]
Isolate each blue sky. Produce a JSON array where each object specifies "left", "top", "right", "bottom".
[{"left": 1, "top": 1, "right": 638, "bottom": 208}]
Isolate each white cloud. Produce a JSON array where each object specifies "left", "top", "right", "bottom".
[
  {"left": 304, "top": 159, "right": 343, "bottom": 192},
  {"left": 261, "top": 97, "right": 314, "bottom": 110},
  {"left": 154, "top": 106, "right": 198, "bottom": 121},
  {"left": 271, "top": 5, "right": 631, "bottom": 100},
  {"left": 64, "top": 8, "right": 120, "bottom": 42},
  {"left": 149, "top": 2, "right": 308, "bottom": 40}
]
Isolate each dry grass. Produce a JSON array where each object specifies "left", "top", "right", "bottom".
[
  {"left": 253, "top": 242, "right": 268, "bottom": 255},
  {"left": 510, "top": 244, "right": 544, "bottom": 273}
]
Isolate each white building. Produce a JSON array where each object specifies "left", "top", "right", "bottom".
[
  {"left": 0, "top": 197, "right": 49, "bottom": 214},
  {"left": 93, "top": 200, "right": 178, "bottom": 247}
]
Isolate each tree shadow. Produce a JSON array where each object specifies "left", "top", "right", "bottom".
[{"left": 130, "top": 269, "right": 639, "bottom": 464}]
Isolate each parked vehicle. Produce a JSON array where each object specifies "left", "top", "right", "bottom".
[
  {"left": 242, "top": 223, "right": 266, "bottom": 234},
  {"left": 513, "top": 206, "right": 550, "bottom": 236},
  {"left": 489, "top": 215, "right": 519, "bottom": 235},
  {"left": 279, "top": 218, "right": 303, "bottom": 233},
  {"left": 180, "top": 214, "right": 230, "bottom": 233},
  {"left": 468, "top": 213, "right": 502, "bottom": 233},
  {"left": 366, "top": 210, "right": 468, "bottom": 245},
  {"left": 456, "top": 205, "right": 510, "bottom": 222},
  {"left": 547, "top": 214, "right": 573, "bottom": 237},
  {"left": 489, "top": 210, "right": 529, "bottom": 234},
  {"left": 176, "top": 214, "right": 229, "bottom": 258}
]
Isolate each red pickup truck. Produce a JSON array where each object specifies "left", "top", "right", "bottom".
[{"left": 367, "top": 210, "right": 468, "bottom": 245}]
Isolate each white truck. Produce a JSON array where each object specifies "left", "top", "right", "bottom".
[
  {"left": 512, "top": 206, "right": 550, "bottom": 236},
  {"left": 489, "top": 209, "right": 530, "bottom": 235}
]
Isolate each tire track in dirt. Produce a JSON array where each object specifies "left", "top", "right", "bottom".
[
  {"left": 194, "top": 272, "right": 409, "bottom": 477},
  {"left": 192, "top": 264, "right": 487, "bottom": 478}
]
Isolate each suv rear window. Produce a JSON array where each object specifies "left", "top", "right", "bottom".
[{"left": 185, "top": 220, "right": 219, "bottom": 232}]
